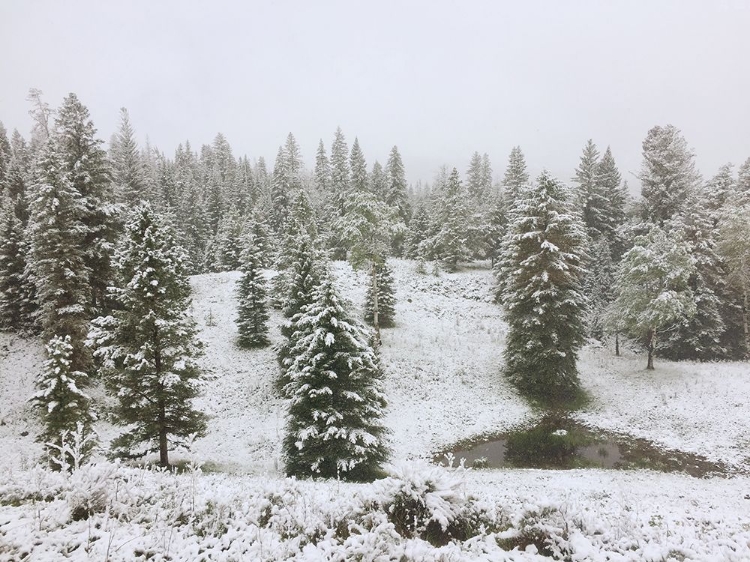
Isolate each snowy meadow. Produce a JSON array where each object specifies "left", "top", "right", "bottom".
[{"left": 2, "top": 260, "right": 750, "bottom": 561}]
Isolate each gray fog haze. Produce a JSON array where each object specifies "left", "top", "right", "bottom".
[{"left": 1, "top": 0, "right": 749, "bottom": 187}]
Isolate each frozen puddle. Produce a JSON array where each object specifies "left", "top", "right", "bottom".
[{"left": 436, "top": 414, "right": 733, "bottom": 477}]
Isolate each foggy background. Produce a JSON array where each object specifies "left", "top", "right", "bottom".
[{"left": 1, "top": 0, "right": 749, "bottom": 188}]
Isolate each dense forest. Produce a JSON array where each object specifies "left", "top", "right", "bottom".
[{"left": 1, "top": 90, "right": 749, "bottom": 476}]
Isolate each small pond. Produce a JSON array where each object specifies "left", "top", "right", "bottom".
[{"left": 435, "top": 415, "right": 731, "bottom": 477}]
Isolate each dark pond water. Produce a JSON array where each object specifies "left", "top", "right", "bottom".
[{"left": 436, "top": 415, "right": 731, "bottom": 477}]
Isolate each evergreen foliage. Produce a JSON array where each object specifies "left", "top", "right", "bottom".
[
  {"left": 608, "top": 226, "right": 696, "bottom": 369},
  {"left": 88, "top": 205, "right": 207, "bottom": 466},
  {"left": 236, "top": 235, "right": 270, "bottom": 348},
  {"left": 639, "top": 125, "right": 700, "bottom": 226},
  {"left": 365, "top": 262, "right": 396, "bottom": 328},
  {"left": 110, "top": 108, "right": 146, "bottom": 205},
  {"left": 0, "top": 196, "right": 36, "bottom": 331},
  {"left": 30, "top": 335, "right": 95, "bottom": 470},
  {"left": 27, "top": 143, "right": 92, "bottom": 372},
  {"left": 496, "top": 172, "right": 587, "bottom": 403},
  {"left": 54, "top": 93, "right": 117, "bottom": 313},
  {"left": 433, "top": 168, "right": 470, "bottom": 272},
  {"left": 502, "top": 146, "right": 529, "bottom": 199},
  {"left": 283, "top": 277, "right": 388, "bottom": 481}
]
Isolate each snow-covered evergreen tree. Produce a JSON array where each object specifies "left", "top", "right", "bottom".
[
  {"left": 466, "top": 151, "right": 485, "bottom": 201},
  {"left": 717, "top": 197, "right": 750, "bottom": 358},
  {"left": 433, "top": 168, "right": 470, "bottom": 272},
  {"left": 0, "top": 196, "right": 37, "bottom": 331},
  {"left": 639, "top": 124, "right": 701, "bottom": 226},
  {"left": 213, "top": 210, "right": 245, "bottom": 272},
  {"left": 385, "top": 146, "right": 410, "bottom": 255},
  {"left": 88, "top": 205, "right": 207, "bottom": 466},
  {"left": 370, "top": 160, "right": 388, "bottom": 203},
  {"left": 350, "top": 137, "right": 368, "bottom": 194},
  {"left": 582, "top": 238, "right": 616, "bottom": 339},
  {"left": 30, "top": 335, "right": 95, "bottom": 470},
  {"left": 365, "top": 262, "right": 396, "bottom": 328},
  {"left": 496, "top": 171, "right": 587, "bottom": 402},
  {"left": 608, "top": 226, "right": 696, "bottom": 369},
  {"left": 658, "top": 201, "right": 726, "bottom": 360},
  {"left": 110, "top": 107, "right": 146, "bottom": 205},
  {"left": 502, "top": 146, "right": 529, "bottom": 199},
  {"left": 236, "top": 235, "right": 270, "bottom": 348},
  {"left": 27, "top": 142, "right": 91, "bottom": 372},
  {"left": 405, "top": 204, "right": 431, "bottom": 259},
  {"left": 54, "top": 93, "right": 117, "bottom": 313},
  {"left": 572, "top": 140, "right": 604, "bottom": 237},
  {"left": 283, "top": 277, "right": 388, "bottom": 481}
]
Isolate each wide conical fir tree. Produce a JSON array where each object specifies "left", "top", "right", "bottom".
[
  {"left": 30, "top": 335, "right": 95, "bottom": 470},
  {"left": 27, "top": 142, "right": 91, "bottom": 372},
  {"left": 283, "top": 276, "right": 389, "bottom": 481},
  {"left": 496, "top": 171, "right": 587, "bottom": 403},
  {"left": 88, "top": 205, "right": 207, "bottom": 466},
  {"left": 364, "top": 262, "right": 396, "bottom": 328},
  {"left": 236, "top": 236, "right": 270, "bottom": 348}
]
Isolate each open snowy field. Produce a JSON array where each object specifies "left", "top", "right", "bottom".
[{"left": 2, "top": 259, "right": 750, "bottom": 560}]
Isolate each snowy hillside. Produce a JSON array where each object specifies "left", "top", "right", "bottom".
[{"left": 2, "top": 260, "right": 750, "bottom": 560}]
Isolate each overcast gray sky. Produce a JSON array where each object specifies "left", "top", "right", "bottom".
[{"left": 1, "top": 0, "right": 749, "bottom": 188}]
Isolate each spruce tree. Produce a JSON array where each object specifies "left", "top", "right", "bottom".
[
  {"left": 0, "top": 196, "right": 37, "bottom": 331},
  {"left": 370, "top": 161, "right": 388, "bottom": 202},
  {"left": 639, "top": 124, "right": 701, "bottom": 226},
  {"left": 30, "top": 335, "right": 95, "bottom": 470},
  {"left": 27, "top": 142, "right": 91, "bottom": 372},
  {"left": 283, "top": 277, "right": 388, "bottom": 481},
  {"left": 658, "top": 201, "right": 726, "bottom": 360},
  {"left": 466, "top": 151, "right": 485, "bottom": 201},
  {"left": 434, "top": 168, "right": 470, "bottom": 272},
  {"left": 502, "top": 146, "right": 529, "bottom": 199},
  {"left": 572, "top": 140, "right": 605, "bottom": 238},
  {"left": 54, "top": 93, "right": 117, "bottom": 313},
  {"left": 607, "top": 226, "right": 696, "bottom": 369},
  {"left": 496, "top": 171, "right": 587, "bottom": 403},
  {"left": 350, "top": 137, "right": 369, "bottom": 194},
  {"left": 717, "top": 197, "right": 750, "bottom": 358},
  {"left": 595, "top": 146, "right": 628, "bottom": 249},
  {"left": 88, "top": 205, "right": 207, "bottom": 466},
  {"left": 110, "top": 107, "right": 146, "bottom": 205},
  {"left": 364, "top": 262, "right": 396, "bottom": 328},
  {"left": 385, "top": 146, "right": 410, "bottom": 255},
  {"left": 236, "top": 235, "right": 270, "bottom": 348},
  {"left": 405, "top": 204, "right": 431, "bottom": 259}
]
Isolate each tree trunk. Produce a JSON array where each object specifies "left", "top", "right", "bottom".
[
  {"left": 615, "top": 332, "right": 620, "bottom": 357},
  {"left": 646, "top": 328, "right": 655, "bottom": 370},
  {"left": 371, "top": 262, "right": 381, "bottom": 347},
  {"left": 743, "top": 286, "right": 749, "bottom": 360},
  {"left": 159, "top": 398, "right": 169, "bottom": 467}
]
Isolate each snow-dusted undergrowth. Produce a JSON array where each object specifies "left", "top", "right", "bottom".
[{"left": 1, "top": 259, "right": 750, "bottom": 560}]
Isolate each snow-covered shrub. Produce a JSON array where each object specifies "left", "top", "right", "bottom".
[
  {"left": 373, "top": 462, "right": 503, "bottom": 546},
  {"left": 66, "top": 463, "right": 115, "bottom": 521},
  {"left": 497, "top": 503, "right": 573, "bottom": 558}
]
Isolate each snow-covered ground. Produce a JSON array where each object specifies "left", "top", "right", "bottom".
[{"left": 1, "top": 259, "right": 750, "bottom": 560}]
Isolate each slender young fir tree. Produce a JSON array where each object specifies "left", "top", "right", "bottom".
[
  {"left": 496, "top": 171, "right": 587, "bottom": 403},
  {"left": 88, "top": 205, "right": 207, "bottom": 466},
  {"left": 0, "top": 195, "right": 37, "bottom": 331},
  {"left": 30, "top": 335, "right": 95, "bottom": 470},
  {"left": 27, "top": 142, "right": 91, "bottom": 372},
  {"left": 434, "top": 168, "right": 470, "bottom": 272},
  {"left": 364, "top": 262, "right": 396, "bottom": 328},
  {"left": 607, "top": 226, "right": 696, "bottom": 370},
  {"left": 236, "top": 235, "right": 270, "bottom": 348},
  {"left": 283, "top": 276, "right": 389, "bottom": 481}
]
